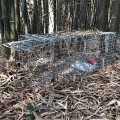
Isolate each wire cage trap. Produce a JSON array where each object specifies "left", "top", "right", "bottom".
[{"left": 3, "top": 31, "right": 117, "bottom": 91}]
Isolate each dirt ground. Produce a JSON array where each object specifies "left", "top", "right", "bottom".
[{"left": 0, "top": 36, "right": 120, "bottom": 120}]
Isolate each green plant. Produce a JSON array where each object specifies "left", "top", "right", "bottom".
[{"left": 25, "top": 104, "right": 43, "bottom": 120}]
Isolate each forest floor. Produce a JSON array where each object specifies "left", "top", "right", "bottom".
[{"left": 0, "top": 36, "right": 120, "bottom": 120}]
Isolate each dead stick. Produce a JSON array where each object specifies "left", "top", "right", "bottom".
[
  {"left": 73, "top": 75, "right": 76, "bottom": 83},
  {"left": 102, "top": 58, "right": 105, "bottom": 70}
]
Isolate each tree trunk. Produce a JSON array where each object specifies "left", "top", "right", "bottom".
[
  {"left": 80, "top": 0, "right": 88, "bottom": 30},
  {"left": 10, "top": 0, "right": 16, "bottom": 42},
  {"left": 22, "top": 0, "right": 28, "bottom": 34},
  {"left": 1, "top": 0, "right": 10, "bottom": 58},
  {"left": 9, "top": 0, "right": 16, "bottom": 63},
  {"left": 43, "top": 0, "right": 49, "bottom": 33},
  {"left": 49, "top": 0, "right": 54, "bottom": 33},
  {"left": 102, "top": 0, "right": 110, "bottom": 31},
  {"left": 54, "top": 0, "right": 56, "bottom": 32},
  {"left": 0, "top": 0, "right": 1, "bottom": 35},
  {"left": 110, "top": 0, "right": 120, "bottom": 32},
  {"left": 95, "top": 1, "right": 100, "bottom": 29},
  {"left": 15, "top": 0, "right": 20, "bottom": 37},
  {"left": 116, "top": 6, "right": 120, "bottom": 32},
  {"left": 1, "top": 18, "right": 4, "bottom": 43},
  {"left": 0, "top": 0, "right": 3, "bottom": 41},
  {"left": 69, "top": 0, "right": 74, "bottom": 31},
  {"left": 110, "top": 0, "right": 120, "bottom": 52},
  {"left": 72, "top": 0, "right": 80, "bottom": 30},
  {"left": 63, "top": 0, "right": 68, "bottom": 30},
  {"left": 56, "top": 0, "right": 62, "bottom": 31},
  {"left": 32, "top": 0, "right": 38, "bottom": 34},
  {"left": 38, "top": 0, "right": 44, "bottom": 34}
]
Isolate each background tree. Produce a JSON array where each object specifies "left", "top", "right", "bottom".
[
  {"left": 54, "top": 0, "right": 56, "bottom": 32},
  {"left": 0, "top": 0, "right": 120, "bottom": 69},
  {"left": 1, "top": 0, "right": 10, "bottom": 59},
  {"left": 32, "top": 0, "right": 38, "bottom": 33},
  {"left": 22, "top": 0, "right": 28, "bottom": 34},
  {"left": 9, "top": 0, "right": 16, "bottom": 63},
  {"left": 0, "top": 0, "right": 4, "bottom": 42},
  {"left": 38, "top": 0, "right": 44, "bottom": 34},
  {"left": 10, "top": 0, "right": 16, "bottom": 42},
  {"left": 56, "top": 0, "right": 62, "bottom": 31},
  {"left": 43, "top": 0, "right": 49, "bottom": 33},
  {"left": 80, "top": 0, "right": 88, "bottom": 30},
  {"left": 110, "top": 0, "right": 120, "bottom": 32},
  {"left": 0, "top": 0, "right": 1, "bottom": 34},
  {"left": 15, "top": 0, "right": 20, "bottom": 37},
  {"left": 102, "top": 0, "right": 110, "bottom": 31}
]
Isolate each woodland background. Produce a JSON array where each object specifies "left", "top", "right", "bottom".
[{"left": 0, "top": 0, "right": 120, "bottom": 44}]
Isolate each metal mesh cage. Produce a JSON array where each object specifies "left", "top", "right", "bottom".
[{"left": 3, "top": 31, "right": 117, "bottom": 91}]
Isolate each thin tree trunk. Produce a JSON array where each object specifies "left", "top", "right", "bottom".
[
  {"left": 43, "top": 0, "right": 49, "bottom": 33},
  {"left": 1, "top": 0, "right": 10, "bottom": 58},
  {"left": 80, "top": 0, "right": 88, "bottom": 30},
  {"left": 10, "top": 0, "right": 16, "bottom": 42},
  {"left": 72, "top": 0, "right": 80, "bottom": 30},
  {"left": 32, "top": 0, "right": 38, "bottom": 33},
  {"left": 22, "top": 0, "right": 28, "bottom": 34},
  {"left": 90, "top": 0, "right": 96, "bottom": 29},
  {"left": 0, "top": 0, "right": 3, "bottom": 41},
  {"left": 38, "top": 0, "right": 44, "bottom": 34},
  {"left": 110, "top": 0, "right": 120, "bottom": 32},
  {"left": 54, "top": 0, "right": 56, "bottom": 32},
  {"left": 49, "top": 0, "right": 54, "bottom": 33},
  {"left": 102, "top": 0, "right": 110, "bottom": 31},
  {"left": 15, "top": 0, "right": 20, "bottom": 37},
  {"left": 56, "top": 0, "right": 62, "bottom": 31},
  {"left": 1, "top": 0, "right": 10, "bottom": 70},
  {"left": 9, "top": 0, "right": 16, "bottom": 63},
  {"left": 1, "top": 18, "right": 4, "bottom": 43},
  {"left": 95, "top": 1, "right": 100, "bottom": 29},
  {"left": 0, "top": 0, "right": 1, "bottom": 35},
  {"left": 1, "top": 0, "right": 10, "bottom": 43},
  {"left": 68, "top": 0, "right": 73, "bottom": 30},
  {"left": 116, "top": 6, "right": 120, "bottom": 32},
  {"left": 110, "top": 0, "right": 120, "bottom": 52},
  {"left": 63, "top": 0, "right": 68, "bottom": 30}
]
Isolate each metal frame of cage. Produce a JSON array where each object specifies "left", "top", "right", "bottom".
[{"left": 3, "top": 31, "right": 117, "bottom": 91}]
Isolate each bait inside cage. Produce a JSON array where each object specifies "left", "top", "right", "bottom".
[{"left": 3, "top": 31, "right": 117, "bottom": 91}]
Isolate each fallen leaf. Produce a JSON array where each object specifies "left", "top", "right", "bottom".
[
  {"left": 116, "top": 116, "right": 120, "bottom": 120},
  {"left": 56, "top": 102, "right": 67, "bottom": 109},
  {"left": 36, "top": 93, "right": 48, "bottom": 106},
  {"left": 3, "top": 92, "right": 11, "bottom": 97},
  {"left": 26, "top": 93, "right": 34, "bottom": 98},
  {"left": 90, "top": 118, "right": 111, "bottom": 120},
  {"left": 25, "top": 97, "right": 33, "bottom": 104},
  {"left": 33, "top": 88, "right": 38, "bottom": 93},
  {"left": 40, "top": 111, "right": 56, "bottom": 117},
  {"left": 106, "top": 99, "right": 117, "bottom": 106},
  {"left": 117, "top": 100, "right": 120, "bottom": 106},
  {"left": 13, "top": 102, "right": 26, "bottom": 109},
  {"left": 0, "top": 74, "right": 10, "bottom": 87}
]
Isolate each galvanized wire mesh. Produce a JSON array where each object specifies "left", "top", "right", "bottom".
[{"left": 3, "top": 31, "right": 117, "bottom": 91}]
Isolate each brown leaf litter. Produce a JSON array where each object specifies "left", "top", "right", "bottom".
[
  {"left": 0, "top": 59, "right": 120, "bottom": 120},
  {"left": 0, "top": 38, "right": 120, "bottom": 120}
]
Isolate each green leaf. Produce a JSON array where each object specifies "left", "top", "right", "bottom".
[
  {"left": 25, "top": 105, "right": 34, "bottom": 111},
  {"left": 27, "top": 114, "right": 35, "bottom": 120},
  {"left": 34, "top": 104, "right": 43, "bottom": 111}
]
